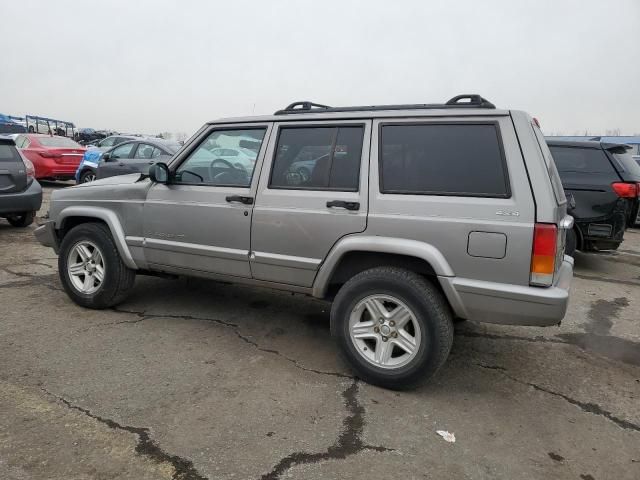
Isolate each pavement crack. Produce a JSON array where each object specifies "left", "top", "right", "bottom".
[
  {"left": 110, "top": 308, "right": 352, "bottom": 379},
  {"left": 41, "top": 389, "right": 208, "bottom": 480},
  {"left": 259, "top": 380, "right": 392, "bottom": 480},
  {"left": 475, "top": 363, "right": 640, "bottom": 432}
]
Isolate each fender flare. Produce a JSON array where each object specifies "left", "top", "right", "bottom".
[
  {"left": 57, "top": 206, "right": 138, "bottom": 269},
  {"left": 312, "top": 235, "right": 454, "bottom": 298}
]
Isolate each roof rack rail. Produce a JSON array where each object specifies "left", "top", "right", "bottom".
[{"left": 274, "top": 94, "right": 495, "bottom": 115}]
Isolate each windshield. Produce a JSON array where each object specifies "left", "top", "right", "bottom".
[{"left": 38, "top": 136, "right": 82, "bottom": 148}]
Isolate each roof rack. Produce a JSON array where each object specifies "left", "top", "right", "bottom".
[{"left": 274, "top": 94, "right": 495, "bottom": 115}]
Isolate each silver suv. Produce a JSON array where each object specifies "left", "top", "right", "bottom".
[{"left": 35, "top": 95, "right": 574, "bottom": 389}]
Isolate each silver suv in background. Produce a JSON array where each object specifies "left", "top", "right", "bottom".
[{"left": 35, "top": 95, "right": 574, "bottom": 389}]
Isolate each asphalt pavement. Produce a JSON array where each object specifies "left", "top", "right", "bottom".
[{"left": 1, "top": 183, "right": 638, "bottom": 480}]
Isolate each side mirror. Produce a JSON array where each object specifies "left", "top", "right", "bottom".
[
  {"left": 102, "top": 152, "right": 111, "bottom": 161},
  {"left": 149, "top": 162, "right": 170, "bottom": 183}
]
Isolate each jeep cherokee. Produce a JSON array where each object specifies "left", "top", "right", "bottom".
[{"left": 35, "top": 95, "right": 574, "bottom": 389}]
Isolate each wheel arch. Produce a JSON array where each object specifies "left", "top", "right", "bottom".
[
  {"left": 312, "top": 236, "right": 454, "bottom": 299},
  {"left": 56, "top": 207, "right": 138, "bottom": 269}
]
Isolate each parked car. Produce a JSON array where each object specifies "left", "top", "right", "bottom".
[
  {"left": 0, "top": 137, "right": 42, "bottom": 227},
  {"left": 75, "top": 135, "right": 146, "bottom": 183},
  {"left": 74, "top": 128, "right": 107, "bottom": 146},
  {"left": 35, "top": 95, "right": 574, "bottom": 389},
  {"left": 95, "top": 139, "right": 181, "bottom": 180},
  {"left": 547, "top": 139, "right": 640, "bottom": 253},
  {"left": 0, "top": 114, "right": 27, "bottom": 134},
  {"left": 14, "top": 134, "right": 87, "bottom": 181},
  {"left": 636, "top": 157, "right": 640, "bottom": 227}
]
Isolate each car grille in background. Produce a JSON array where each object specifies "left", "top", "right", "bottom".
[{"left": 587, "top": 224, "right": 613, "bottom": 238}]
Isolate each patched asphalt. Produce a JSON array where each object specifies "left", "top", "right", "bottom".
[{"left": 1, "top": 182, "right": 638, "bottom": 480}]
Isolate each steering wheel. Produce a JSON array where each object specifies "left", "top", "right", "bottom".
[{"left": 209, "top": 158, "right": 248, "bottom": 184}]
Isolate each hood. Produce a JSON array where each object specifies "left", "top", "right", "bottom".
[{"left": 73, "top": 173, "right": 145, "bottom": 188}]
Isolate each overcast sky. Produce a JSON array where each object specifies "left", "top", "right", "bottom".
[{"left": 2, "top": 0, "right": 639, "bottom": 136}]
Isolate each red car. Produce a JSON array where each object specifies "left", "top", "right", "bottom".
[{"left": 15, "top": 134, "right": 86, "bottom": 180}]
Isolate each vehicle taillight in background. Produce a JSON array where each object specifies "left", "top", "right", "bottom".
[
  {"left": 39, "top": 151, "right": 63, "bottom": 158},
  {"left": 611, "top": 182, "right": 639, "bottom": 198},
  {"left": 530, "top": 223, "right": 557, "bottom": 287},
  {"left": 23, "top": 157, "right": 35, "bottom": 180}
]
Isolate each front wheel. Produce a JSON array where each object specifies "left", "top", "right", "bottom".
[
  {"left": 331, "top": 267, "right": 454, "bottom": 389},
  {"left": 7, "top": 211, "right": 35, "bottom": 227},
  {"left": 79, "top": 169, "right": 96, "bottom": 183},
  {"left": 58, "top": 222, "right": 135, "bottom": 309}
]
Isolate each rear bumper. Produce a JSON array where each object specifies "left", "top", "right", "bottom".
[
  {"left": 0, "top": 180, "right": 42, "bottom": 215},
  {"left": 34, "top": 219, "right": 59, "bottom": 252},
  {"left": 440, "top": 255, "right": 574, "bottom": 327}
]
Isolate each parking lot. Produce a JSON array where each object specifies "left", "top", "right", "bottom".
[{"left": 0, "top": 183, "right": 638, "bottom": 480}]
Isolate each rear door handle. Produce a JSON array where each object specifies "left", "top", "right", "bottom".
[
  {"left": 226, "top": 195, "right": 254, "bottom": 205},
  {"left": 326, "top": 200, "right": 360, "bottom": 211}
]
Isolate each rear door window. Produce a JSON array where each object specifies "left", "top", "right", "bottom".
[
  {"left": 379, "top": 123, "right": 509, "bottom": 197},
  {"left": 269, "top": 126, "right": 364, "bottom": 191}
]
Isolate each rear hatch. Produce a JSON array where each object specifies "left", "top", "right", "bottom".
[
  {"left": 0, "top": 138, "right": 28, "bottom": 193},
  {"left": 604, "top": 144, "right": 640, "bottom": 225}
]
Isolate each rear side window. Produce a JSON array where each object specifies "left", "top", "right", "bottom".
[
  {"left": 269, "top": 126, "right": 364, "bottom": 191},
  {"left": 548, "top": 146, "right": 615, "bottom": 174},
  {"left": 380, "top": 123, "right": 509, "bottom": 197},
  {"left": 0, "top": 144, "right": 21, "bottom": 162}
]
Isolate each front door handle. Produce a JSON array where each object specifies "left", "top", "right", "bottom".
[
  {"left": 326, "top": 200, "right": 360, "bottom": 211},
  {"left": 226, "top": 195, "right": 254, "bottom": 205}
]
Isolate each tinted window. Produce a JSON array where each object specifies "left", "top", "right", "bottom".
[
  {"left": 269, "top": 126, "right": 363, "bottom": 191},
  {"left": 110, "top": 142, "right": 136, "bottom": 159},
  {"left": 175, "top": 128, "right": 266, "bottom": 187},
  {"left": 0, "top": 144, "right": 21, "bottom": 162},
  {"left": 38, "top": 136, "right": 82, "bottom": 148},
  {"left": 548, "top": 146, "right": 615, "bottom": 174},
  {"left": 380, "top": 124, "right": 508, "bottom": 196}
]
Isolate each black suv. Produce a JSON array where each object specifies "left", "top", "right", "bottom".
[{"left": 547, "top": 139, "right": 640, "bottom": 253}]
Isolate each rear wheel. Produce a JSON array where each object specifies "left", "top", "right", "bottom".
[
  {"left": 331, "top": 267, "right": 454, "bottom": 389},
  {"left": 7, "top": 211, "right": 35, "bottom": 228},
  {"left": 59, "top": 222, "right": 135, "bottom": 309},
  {"left": 80, "top": 169, "right": 97, "bottom": 183}
]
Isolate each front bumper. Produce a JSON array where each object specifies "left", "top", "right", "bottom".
[
  {"left": 440, "top": 255, "right": 574, "bottom": 327},
  {"left": 34, "top": 219, "right": 59, "bottom": 252},
  {"left": 0, "top": 180, "right": 43, "bottom": 215}
]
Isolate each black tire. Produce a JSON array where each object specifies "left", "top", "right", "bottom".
[
  {"left": 58, "top": 222, "right": 135, "bottom": 309},
  {"left": 331, "top": 267, "right": 454, "bottom": 390},
  {"left": 79, "top": 169, "right": 96, "bottom": 183},
  {"left": 7, "top": 211, "right": 35, "bottom": 227},
  {"left": 565, "top": 228, "right": 577, "bottom": 257}
]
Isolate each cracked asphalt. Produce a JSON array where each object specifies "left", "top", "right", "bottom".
[{"left": 1, "top": 182, "right": 639, "bottom": 480}]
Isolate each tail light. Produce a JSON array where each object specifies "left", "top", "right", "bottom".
[
  {"left": 39, "top": 151, "right": 62, "bottom": 158},
  {"left": 530, "top": 223, "right": 557, "bottom": 287},
  {"left": 23, "top": 157, "right": 35, "bottom": 180},
  {"left": 611, "top": 182, "right": 638, "bottom": 198}
]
